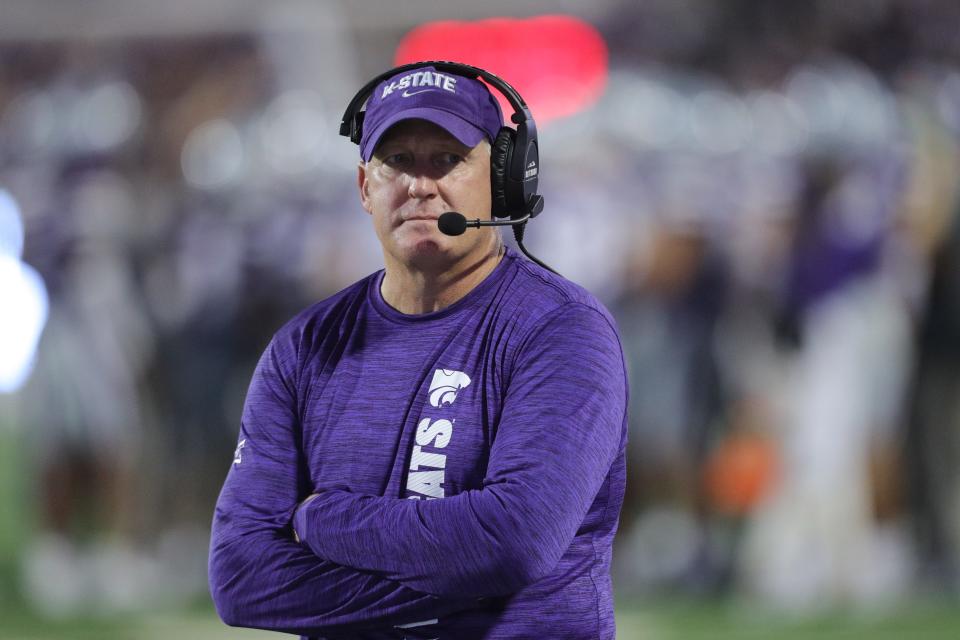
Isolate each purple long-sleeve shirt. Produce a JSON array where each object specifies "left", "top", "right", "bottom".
[{"left": 209, "top": 248, "right": 628, "bottom": 639}]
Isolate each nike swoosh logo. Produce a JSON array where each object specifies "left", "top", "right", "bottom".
[{"left": 402, "top": 88, "right": 435, "bottom": 97}]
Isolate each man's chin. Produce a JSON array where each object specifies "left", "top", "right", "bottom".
[
  {"left": 389, "top": 230, "right": 487, "bottom": 272},
  {"left": 401, "top": 242, "right": 456, "bottom": 270}
]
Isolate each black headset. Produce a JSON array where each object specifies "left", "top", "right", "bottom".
[{"left": 339, "top": 60, "right": 545, "bottom": 222}]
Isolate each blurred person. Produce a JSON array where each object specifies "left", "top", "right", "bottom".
[
  {"left": 208, "top": 63, "right": 629, "bottom": 639},
  {"left": 907, "top": 200, "right": 960, "bottom": 592},
  {"left": 739, "top": 154, "right": 916, "bottom": 610},
  {"left": 612, "top": 215, "right": 730, "bottom": 593},
  {"left": 899, "top": 87, "right": 960, "bottom": 592},
  {"left": 17, "top": 166, "right": 157, "bottom": 615},
  {"left": 146, "top": 204, "right": 247, "bottom": 526}
]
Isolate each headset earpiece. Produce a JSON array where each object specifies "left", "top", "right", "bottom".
[
  {"left": 490, "top": 126, "right": 515, "bottom": 219},
  {"left": 506, "top": 116, "right": 539, "bottom": 220}
]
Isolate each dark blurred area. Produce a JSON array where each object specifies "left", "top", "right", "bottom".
[{"left": 1, "top": 0, "right": 959, "bottom": 628}]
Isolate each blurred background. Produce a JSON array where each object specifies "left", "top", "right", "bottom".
[{"left": 2, "top": 0, "right": 960, "bottom": 638}]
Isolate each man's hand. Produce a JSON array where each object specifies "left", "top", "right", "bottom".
[{"left": 292, "top": 493, "right": 321, "bottom": 542}]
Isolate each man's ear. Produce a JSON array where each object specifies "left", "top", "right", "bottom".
[{"left": 357, "top": 162, "right": 372, "bottom": 215}]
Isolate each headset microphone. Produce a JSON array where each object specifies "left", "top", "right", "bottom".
[
  {"left": 437, "top": 211, "right": 533, "bottom": 236},
  {"left": 437, "top": 193, "right": 554, "bottom": 273}
]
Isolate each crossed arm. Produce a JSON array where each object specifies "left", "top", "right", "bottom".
[{"left": 292, "top": 304, "right": 627, "bottom": 598}]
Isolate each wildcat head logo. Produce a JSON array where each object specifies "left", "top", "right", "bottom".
[{"left": 428, "top": 369, "right": 472, "bottom": 408}]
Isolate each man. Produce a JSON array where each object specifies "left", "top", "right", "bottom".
[{"left": 208, "top": 63, "right": 628, "bottom": 639}]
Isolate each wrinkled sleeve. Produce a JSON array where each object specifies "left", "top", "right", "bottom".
[
  {"left": 208, "top": 335, "right": 475, "bottom": 636},
  {"left": 294, "top": 303, "right": 628, "bottom": 598}
]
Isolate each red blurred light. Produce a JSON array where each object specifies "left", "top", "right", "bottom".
[{"left": 395, "top": 15, "right": 608, "bottom": 126}]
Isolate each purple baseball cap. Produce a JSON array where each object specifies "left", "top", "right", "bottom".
[{"left": 359, "top": 65, "right": 504, "bottom": 161}]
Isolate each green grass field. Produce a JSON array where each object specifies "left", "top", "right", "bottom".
[
  {"left": 615, "top": 598, "right": 960, "bottom": 640},
  {"left": 3, "top": 598, "right": 960, "bottom": 639}
]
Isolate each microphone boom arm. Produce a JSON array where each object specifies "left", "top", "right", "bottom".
[{"left": 435, "top": 196, "right": 557, "bottom": 275}]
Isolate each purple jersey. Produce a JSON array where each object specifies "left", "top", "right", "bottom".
[{"left": 209, "top": 248, "right": 628, "bottom": 639}]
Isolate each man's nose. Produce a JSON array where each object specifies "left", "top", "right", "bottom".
[{"left": 407, "top": 172, "right": 440, "bottom": 200}]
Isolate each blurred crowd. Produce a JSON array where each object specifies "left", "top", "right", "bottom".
[{"left": 2, "top": 0, "right": 960, "bottom": 619}]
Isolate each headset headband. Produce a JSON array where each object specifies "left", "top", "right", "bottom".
[{"left": 339, "top": 60, "right": 534, "bottom": 143}]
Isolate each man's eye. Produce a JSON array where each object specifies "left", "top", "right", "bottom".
[
  {"left": 438, "top": 153, "right": 464, "bottom": 166},
  {"left": 384, "top": 153, "right": 410, "bottom": 166}
]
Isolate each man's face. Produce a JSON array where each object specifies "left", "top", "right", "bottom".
[{"left": 358, "top": 119, "right": 496, "bottom": 272}]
